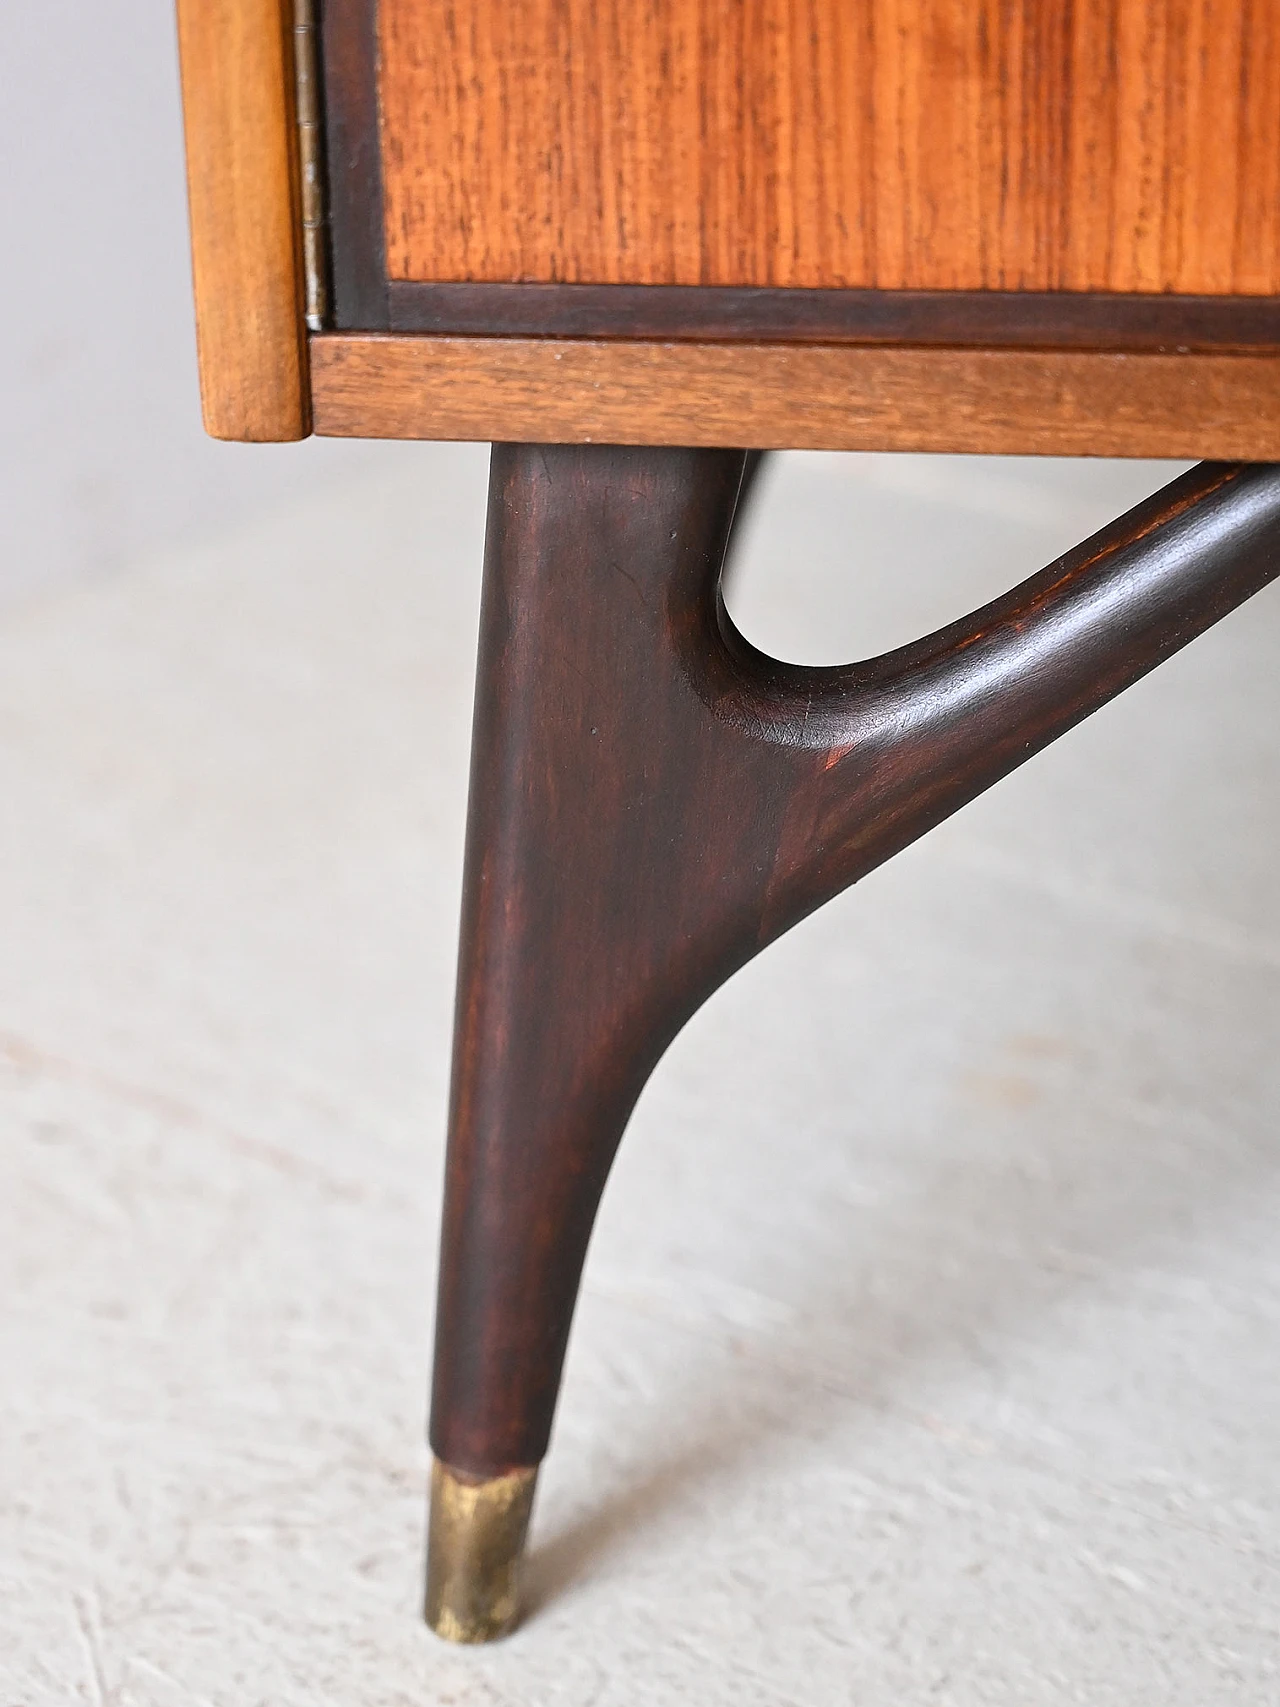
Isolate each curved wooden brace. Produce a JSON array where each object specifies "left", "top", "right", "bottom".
[{"left": 426, "top": 446, "right": 1280, "bottom": 1638}]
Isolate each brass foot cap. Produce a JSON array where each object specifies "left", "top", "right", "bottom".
[{"left": 425, "top": 1459, "right": 538, "bottom": 1644}]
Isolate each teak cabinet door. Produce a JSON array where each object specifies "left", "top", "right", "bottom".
[{"left": 375, "top": 0, "right": 1280, "bottom": 295}]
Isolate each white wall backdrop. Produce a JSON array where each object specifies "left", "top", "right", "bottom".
[{"left": 0, "top": 2, "right": 384, "bottom": 609}]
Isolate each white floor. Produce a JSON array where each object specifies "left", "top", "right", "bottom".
[{"left": 2, "top": 447, "right": 1278, "bottom": 1705}]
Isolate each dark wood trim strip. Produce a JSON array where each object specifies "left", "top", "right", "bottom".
[
  {"left": 387, "top": 281, "right": 1280, "bottom": 351},
  {"left": 319, "top": 0, "right": 388, "bottom": 329},
  {"left": 310, "top": 333, "right": 1280, "bottom": 459}
]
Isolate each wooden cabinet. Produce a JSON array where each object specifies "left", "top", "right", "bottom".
[
  {"left": 178, "top": 0, "right": 1280, "bottom": 450},
  {"left": 173, "top": 0, "right": 1280, "bottom": 1649}
]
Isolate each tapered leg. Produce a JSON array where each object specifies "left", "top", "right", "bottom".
[{"left": 426, "top": 447, "right": 1280, "bottom": 1640}]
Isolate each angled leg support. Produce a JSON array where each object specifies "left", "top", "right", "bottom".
[{"left": 426, "top": 447, "right": 1280, "bottom": 1640}]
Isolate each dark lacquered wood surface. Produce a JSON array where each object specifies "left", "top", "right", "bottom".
[{"left": 431, "top": 449, "right": 1280, "bottom": 1475}]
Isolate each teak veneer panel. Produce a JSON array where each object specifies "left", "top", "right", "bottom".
[
  {"left": 310, "top": 334, "right": 1280, "bottom": 459},
  {"left": 176, "top": 0, "right": 309, "bottom": 440},
  {"left": 379, "top": 0, "right": 1280, "bottom": 296}
]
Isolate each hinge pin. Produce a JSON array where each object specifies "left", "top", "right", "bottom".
[{"left": 293, "top": 0, "right": 329, "bottom": 331}]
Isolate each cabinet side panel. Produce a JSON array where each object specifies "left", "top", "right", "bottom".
[{"left": 176, "top": 0, "right": 310, "bottom": 440}]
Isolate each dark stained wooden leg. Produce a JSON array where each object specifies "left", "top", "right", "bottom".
[{"left": 426, "top": 447, "right": 1280, "bottom": 1640}]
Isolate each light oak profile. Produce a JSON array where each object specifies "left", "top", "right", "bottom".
[{"left": 176, "top": 0, "right": 311, "bottom": 441}]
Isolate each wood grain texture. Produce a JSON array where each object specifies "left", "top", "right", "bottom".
[
  {"left": 377, "top": 0, "right": 1280, "bottom": 296},
  {"left": 310, "top": 334, "right": 1280, "bottom": 458},
  {"left": 430, "top": 449, "right": 1280, "bottom": 1479},
  {"left": 176, "top": 0, "right": 309, "bottom": 440}
]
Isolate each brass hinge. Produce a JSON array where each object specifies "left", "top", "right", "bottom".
[{"left": 293, "top": 0, "right": 329, "bottom": 331}]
